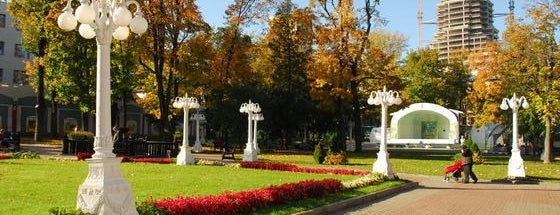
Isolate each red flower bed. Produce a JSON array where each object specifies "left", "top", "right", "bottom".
[
  {"left": 154, "top": 179, "right": 342, "bottom": 215},
  {"left": 76, "top": 153, "right": 172, "bottom": 164},
  {"left": 0, "top": 154, "right": 11, "bottom": 160},
  {"left": 122, "top": 157, "right": 174, "bottom": 164},
  {"left": 76, "top": 152, "right": 93, "bottom": 160},
  {"left": 240, "top": 161, "right": 369, "bottom": 176}
]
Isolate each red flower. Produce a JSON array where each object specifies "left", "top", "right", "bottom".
[
  {"left": 153, "top": 179, "right": 343, "bottom": 214},
  {"left": 240, "top": 161, "right": 369, "bottom": 176}
]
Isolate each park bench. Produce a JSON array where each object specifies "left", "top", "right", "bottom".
[{"left": 221, "top": 142, "right": 236, "bottom": 160}]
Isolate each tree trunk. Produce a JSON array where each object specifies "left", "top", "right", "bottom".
[
  {"left": 350, "top": 73, "right": 363, "bottom": 152},
  {"left": 34, "top": 37, "right": 47, "bottom": 141},
  {"left": 50, "top": 91, "right": 58, "bottom": 138},
  {"left": 543, "top": 115, "right": 552, "bottom": 164}
]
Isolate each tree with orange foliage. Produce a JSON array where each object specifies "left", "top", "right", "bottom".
[{"left": 134, "top": 0, "right": 209, "bottom": 139}]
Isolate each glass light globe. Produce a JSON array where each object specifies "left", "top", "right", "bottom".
[
  {"left": 367, "top": 94, "right": 375, "bottom": 105},
  {"left": 394, "top": 97, "right": 402, "bottom": 105},
  {"left": 173, "top": 99, "right": 183, "bottom": 109},
  {"left": 78, "top": 24, "right": 96, "bottom": 39},
  {"left": 500, "top": 100, "right": 509, "bottom": 110},
  {"left": 113, "top": 6, "right": 132, "bottom": 26},
  {"left": 57, "top": 11, "right": 77, "bottom": 31},
  {"left": 75, "top": 4, "right": 95, "bottom": 24},
  {"left": 130, "top": 16, "right": 148, "bottom": 34},
  {"left": 522, "top": 100, "right": 529, "bottom": 109},
  {"left": 112, "top": 26, "right": 130, "bottom": 40}
]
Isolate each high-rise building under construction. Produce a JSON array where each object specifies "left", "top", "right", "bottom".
[{"left": 432, "top": 0, "right": 498, "bottom": 61}]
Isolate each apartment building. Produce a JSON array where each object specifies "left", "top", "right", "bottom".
[{"left": 432, "top": 0, "right": 498, "bottom": 61}]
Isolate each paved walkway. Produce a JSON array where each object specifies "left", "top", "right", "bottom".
[{"left": 336, "top": 173, "right": 560, "bottom": 215}]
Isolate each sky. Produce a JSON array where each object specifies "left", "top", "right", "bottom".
[{"left": 198, "top": 0, "right": 530, "bottom": 52}]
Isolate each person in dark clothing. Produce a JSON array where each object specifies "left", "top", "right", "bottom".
[{"left": 461, "top": 145, "right": 478, "bottom": 183}]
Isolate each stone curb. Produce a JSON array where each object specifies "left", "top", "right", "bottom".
[{"left": 294, "top": 182, "right": 419, "bottom": 215}]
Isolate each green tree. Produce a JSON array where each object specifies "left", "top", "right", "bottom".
[
  {"left": 399, "top": 49, "right": 470, "bottom": 110},
  {"left": 7, "top": 0, "right": 57, "bottom": 140},
  {"left": 251, "top": 0, "right": 315, "bottom": 148},
  {"left": 500, "top": 1, "right": 560, "bottom": 163}
]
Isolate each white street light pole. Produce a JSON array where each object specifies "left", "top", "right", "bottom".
[
  {"left": 252, "top": 113, "right": 264, "bottom": 154},
  {"left": 57, "top": 0, "right": 147, "bottom": 213},
  {"left": 367, "top": 86, "right": 402, "bottom": 179},
  {"left": 173, "top": 93, "right": 200, "bottom": 165},
  {"left": 500, "top": 93, "right": 529, "bottom": 178},
  {"left": 190, "top": 112, "right": 205, "bottom": 152},
  {"left": 240, "top": 100, "right": 261, "bottom": 161}
]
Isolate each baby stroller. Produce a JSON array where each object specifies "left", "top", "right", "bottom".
[{"left": 443, "top": 160, "right": 463, "bottom": 182}]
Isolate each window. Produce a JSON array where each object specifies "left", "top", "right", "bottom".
[
  {"left": 14, "top": 44, "right": 24, "bottom": 58},
  {"left": 13, "top": 70, "right": 27, "bottom": 85},
  {"left": 0, "top": 14, "right": 5, "bottom": 28},
  {"left": 0, "top": 68, "right": 3, "bottom": 82},
  {"left": 26, "top": 116, "right": 36, "bottom": 133},
  {"left": 0, "top": 41, "right": 4, "bottom": 55}
]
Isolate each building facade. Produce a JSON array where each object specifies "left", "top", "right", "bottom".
[{"left": 432, "top": 0, "right": 498, "bottom": 61}]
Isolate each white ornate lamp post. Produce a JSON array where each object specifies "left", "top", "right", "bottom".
[
  {"left": 240, "top": 100, "right": 261, "bottom": 161},
  {"left": 190, "top": 111, "right": 205, "bottom": 152},
  {"left": 367, "top": 86, "right": 402, "bottom": 179},
  {"left": 252, "top": 113, "right": 264, "bottom": 154},
  {"left": 500, "top": 93, "right": 529, "bottom": 178},
  {"left": 57, "top": 0, "right": 147, "bottom": 213},
  {"left": 173, "top": 93, "right": 200, "bottom": 165}
]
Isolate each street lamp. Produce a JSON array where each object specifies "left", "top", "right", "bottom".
[
  {"left": 57, "top": 0, "right": 147, "bottom": 213},
  {"left": 173, "top": 93, "right": 200, "bottom": 165},
  {"left": 240, "top": 100, "right": 261, "bottom": 161},
  {"left": 190, "top": 111, "right": 205, "bottom": 153},
  {"left": 252, "top": 113, "right": 264, "bottom": 154},
  {"left": 500, "top": 93, "right": 529, "bottom": 178},
  {"left": 367, "top": 86, "right": 402, "bottom": 179}
]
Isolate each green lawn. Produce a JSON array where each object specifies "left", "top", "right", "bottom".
[
  {"left": 0, "top": 159, "right": 358, "bottom": 214},
  {"left": 2, "top": 150, "right": 557, "bottom": 214},
  {"left": 260, "top": 151, "right": 560, "bottom": 183}
]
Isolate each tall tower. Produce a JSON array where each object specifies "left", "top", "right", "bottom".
[{"left": 432, "top": 0, "right": 498, "bottom": 61}]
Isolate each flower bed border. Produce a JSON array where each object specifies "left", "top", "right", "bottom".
[
  {"left": 150, "top": 179, "right": 343, "bottom": 215},
  {"left": 240, "top": 161, "right": 370, "bottom": 176}
]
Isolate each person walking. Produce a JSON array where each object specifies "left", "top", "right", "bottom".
[{"left": 461, "top": 145, "right": 478, "bottom": 183}]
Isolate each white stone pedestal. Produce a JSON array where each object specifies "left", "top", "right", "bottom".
[
  {"left": 243, "top": 143, "right": 257, "bottom": 161},
  {"left": 372, "top": 151, "right": 395, "bottom": 179},
  {"left": 508, "top": 149, "right": 526, "bottom": 178},
  {"left": 176, "top": 146, "right": 195, "bottom": 165},
  {"left": 77, "top": 158, "right": 138, "bottom": 215},
  {"left": 193, "top": 140, "right": 203, "bottom": 153}
]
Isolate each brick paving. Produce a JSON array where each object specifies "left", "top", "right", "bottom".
[{"left": 335, "top": 173, "right": 560, "bottom": 215}]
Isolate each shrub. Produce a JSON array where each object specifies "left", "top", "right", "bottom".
[
  {"left": 454, "top": 137, "right": 485, "bottom": 164},
  {"left": 313, "top": 143, "right": 326, "bottom": 164},
  {"left": 67, "top": 131, "right": 94, "bottom": 141},
  {"left": 10, "top": 151, "right": 40, "bottom": 159},
  {"left": 323, "top": 152, "right": 348, "bottom": 165}
]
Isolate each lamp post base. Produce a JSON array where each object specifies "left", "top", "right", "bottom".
[
  {"left": 508, "top": 149, "right": 526, "bottom": 178},
  {"left": 243, "top": 144, "right": 257, "bottom": 161},
  {"left": 176, "top": 146, "right": 195, "bottom": 165},
  {"left": 372, "top": 151, "right": 395, "bottom": 179},
  {"left": 193, "top": 140, "right": 203, "bottom": 153},
  {"left": 77, "top": 158, "right": 138, "bottom": 215}
]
